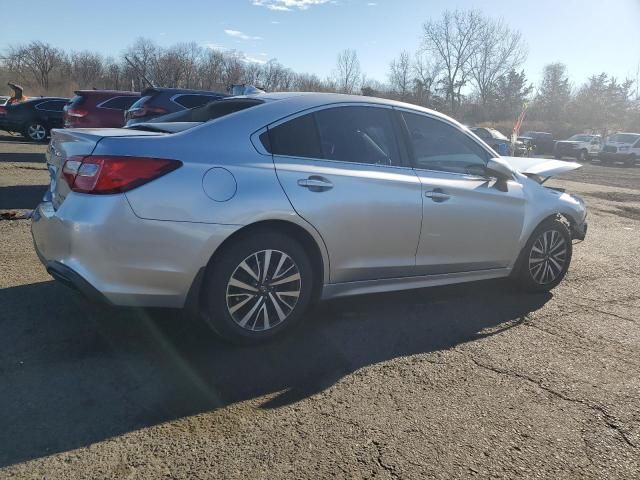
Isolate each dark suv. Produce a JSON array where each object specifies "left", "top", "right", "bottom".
[
  {"left": 64, "top": 90, "right": 140, "bottom": 128},
  {"left": 0, "top": 97, "right": 68, "bottom": 142},
  {"left": 521, "top": 131, "right": 555, "bottom": 155},
  {"left": 124, "top": 87, "right": 227, "bottom": 125}
]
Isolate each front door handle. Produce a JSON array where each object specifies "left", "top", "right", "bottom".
[
  {"left": 297, "top": 176, "right": 333, "bottom": 192},
  {"left": 425, "top": 189, "right": 450, "bottom": 203}
]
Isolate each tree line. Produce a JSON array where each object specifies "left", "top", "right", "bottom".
[{"left": 2, "top": 9, "right": 639, "bottom": 137}]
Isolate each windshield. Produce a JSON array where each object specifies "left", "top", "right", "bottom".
[
  {"left": 147, "top": 97, "right": 264, "bottom": 124},
  {"left": 608, "top": 133, "right": 640, "bottom": 144}
]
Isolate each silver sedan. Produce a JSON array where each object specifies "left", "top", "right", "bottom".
[{"left": 32, "top": 93, "right": 587, "bottom": 343}]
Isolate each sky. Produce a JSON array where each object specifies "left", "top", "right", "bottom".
[{"left": 2, "top": 0, "right": 639, "bottom": 88}]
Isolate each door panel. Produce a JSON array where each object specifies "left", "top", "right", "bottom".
[
  {"left": 275, "top": 157, "right": 422, "bottom": 282},
  {"left": 414, "top": 170, "right": 525, "bottom": 274}
]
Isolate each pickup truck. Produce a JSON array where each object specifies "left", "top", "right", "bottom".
[{"left": 554, "top": 134, "right": 602, "bottom": 162}]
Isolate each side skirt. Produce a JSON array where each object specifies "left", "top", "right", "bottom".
[{"left": 321, "top": 268, "right": 511, "bottom": 300}]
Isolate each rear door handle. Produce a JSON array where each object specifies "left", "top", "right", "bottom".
[
  {"left": 425, "top": 189, "right": 450, "bottom": 202},
  {"left": 297, "top": 176, "right": 333, "bottom": 192}
]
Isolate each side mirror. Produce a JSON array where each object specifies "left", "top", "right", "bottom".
[{"left": 486, "top": 157, "right": 514, "bottom": 180}]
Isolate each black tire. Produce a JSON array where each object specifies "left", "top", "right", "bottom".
[
  {"left": 201, "top": 231, "right": 313, "bottom": 345},
  {"left": 513, "top": 217, "right": 573, "bottom": 292},
  {"left": 23, "top": 122, "right": 48, "bottom": 142},
  {"left": 554, "top": 154, "right": 561, "bottom": 160},
  {"left": 576, "top": 150, "right": 588, "bottom": 163}
]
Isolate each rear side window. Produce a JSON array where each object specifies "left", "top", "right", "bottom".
[
  {"left": 314, "top": 107, "right": 400, "bottom": 166},
  {"left": 402, "top": 112, "right": 490, "bottom": 175},
  {"left": 174, "top": 94, "right": 220, "bottom": 109},
  {"left": 36, "top": 100, "right": 67, "bottom": 112},
  {"left": 269, "top": 113, "right": 322, "bottom": 159},
  {"left": 99, "top": 96, "right": 139, "bottom": 110}
]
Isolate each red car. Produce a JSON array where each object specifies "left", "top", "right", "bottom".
[{"left": 64, "top": 90, "right": 140, "bottom": 128}]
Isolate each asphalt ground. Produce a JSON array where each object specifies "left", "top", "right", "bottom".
[{"left": 0, "top": 134, "right": 638, "bottom": 479}]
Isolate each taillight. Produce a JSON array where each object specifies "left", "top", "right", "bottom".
[
  {"left": 62, "top": 155, "right": 181, "bottom": 194},
  {"left": 127, "top": 105, "right": 168, "bottom": 119},
  {"left": 66, "top": 107, "right": 88, "bottom": 118}
]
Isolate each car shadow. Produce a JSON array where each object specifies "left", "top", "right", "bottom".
[
  {"left": 0, "top": 151, "right": 46, "bottom": 163},
  {"left": 0, "top": 278, "right": 550, "bottom": 467},
  {"left": 0, "top": 185, "right": 47, "bottom": 209}
]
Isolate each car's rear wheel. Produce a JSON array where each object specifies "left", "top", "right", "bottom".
[
  {"left": 515, "top": 218, "right": 573, "bottom": 292},
  {"left": 201, "top": 232, "right": 313, "bottom": 344},
  {"left": 576, "top": 150, "right": 588, "bottom": 162},
  {"left": 23, "top": 122, "right": 48, "bottom": 142}
]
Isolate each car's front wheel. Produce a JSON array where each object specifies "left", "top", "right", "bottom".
[
  {"left": 23, "top": 122, "right": 48, "bottom": 142},
  {"left": 515, "top": 218, "right": 573, "bottom": 292},
  {"left": 202, "top": 231, "right": 313, "bottom": 344},
  {"left": 576, "top": 150, "right": 588, "bottom": 162}
]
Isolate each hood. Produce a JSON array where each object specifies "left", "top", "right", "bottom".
[
  {"left": 556, "top": 140, "right": 580, "bottom": 144},
  {"left": 501, "top": 156, "right": 581, "bottom": 178}
]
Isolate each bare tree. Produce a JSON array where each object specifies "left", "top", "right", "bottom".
[
  {"left": 125, "top": 37, "right": 158, "bottom": 90},
  {"left": 3, "top": 41, "right": 67, "bottom": 92},
  {"left": 334, "top": 49, "right": 361, "bottom": 94},
  {"left": 413, "top": 52, "right": 442, "bottom": 107},
  {"left": 422, "top": 10, "right": 483, "bottom": 114},
  {"left": 199, "top": 49, "right": 226, "bottom": 90},
  {"left": 70, "top": 51, "right": 104, "bottom": 88},
  {"left": 388, "top": 51, "right": 412, "bottom": 100},
  {"left": 469, "top": 18, "right": 526, "bottom": 106}
]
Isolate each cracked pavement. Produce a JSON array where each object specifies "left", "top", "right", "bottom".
[{"left": 0, "top": 136, "right": 638, "bottom": 479}]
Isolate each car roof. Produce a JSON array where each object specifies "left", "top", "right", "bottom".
[
  {"left": 74, "top": 90, "right": 139, "bottom": 96},
  {"left": 240, "top": 91, "right": 458, "bottom": 122},
  {"left": 142, "top": 87, "right": 228, "bottom": 96}
]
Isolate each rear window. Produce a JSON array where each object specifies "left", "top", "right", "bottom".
[
  {"left": 68, "top": 95, "right": 86, "bottom": 106},
  {"left": 129, "top": 95, "right": 152, "bottom": 110},
  {"left": 173, "top": 94, "right": 222, "bottom": 109},
  {"left": 99, "top": 96, "right": 139, "bottom": 110},
  {"left": 151, "top": 98, "right": 264, "bottom": 123}
]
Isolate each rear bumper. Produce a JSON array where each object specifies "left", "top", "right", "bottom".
[{"left": 31, "top": 196, "right": 240, "bottom": 308}]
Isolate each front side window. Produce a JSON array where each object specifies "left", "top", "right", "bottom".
[
  {"left": 36, "top": 100, "right": 67, "bottom": 112},
  {"left": 402, "top": 112, "right": 490, "bottom": 175}
]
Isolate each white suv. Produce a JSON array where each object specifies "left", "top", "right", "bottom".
[
  {"left": 599, "top": 133, "right": 640, "bottom": 166},
  {"left": 554, "top": 134, "right": 602, "bottom": 162}
]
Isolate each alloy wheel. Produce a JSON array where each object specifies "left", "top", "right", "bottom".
[
  {"left": 27, "top": 124, "right": 46, "bottom": 141},
  {"left": 528, "top": 230, "right": 567, "bottom": 285},
  {"left": 225, "top": 249, "right": 302, "bottom": 331}
]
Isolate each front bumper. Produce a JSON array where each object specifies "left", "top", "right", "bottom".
[
  {"left": 598, "top": 152, "right": 633, "bottom": 162},
  {"left": 571, "top": 218, "right": 588, "bottom": 240}
]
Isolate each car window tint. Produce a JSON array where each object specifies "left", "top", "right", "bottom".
[
  {"left": 268, "top": 113, "right": 322, "bottom": 159},
  {"left": 402, "top": 112, "right": 490, "bottom": 175},
  {"left": 37, "top": 101, "right": 67, "bottom": 112},
  {"left": 175, "top": 94, "right": 219, "bottom": 109},
  {"left": 314, "top": 106, "right": 400, "bottom": 166},
  {"left": 100, "top": 96, "right": 138, "bottom": 110}
]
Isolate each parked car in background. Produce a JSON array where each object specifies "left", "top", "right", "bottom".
[
  {"left": 522, "top": 131, "right": 554, "bottom": 154},
  {"left": 0, "top": 96, "right": 9, "bottom": 107},
  {"left": 33, "top": 93, "right": 587, "bottom": 344},
  {"left": 554, "top": 134, "right": 602, "bottom": 162},
  {"left": 599, "top": 132, "right": 640, "bottom": 166},
  {"left": 124, "top": 87, "right": 227, "bottom": 125},
  {"left": 515, "top": 136, "right": 533, "bottom": 157},
  {"left": 470, "top": 127, "right": 511, "bottom": 155},
  {"left": 0, "top": 97, "right": 68, "bottom": 141},
  {"left": 64, "top": 90, "right": 139, "bottom": 128}
]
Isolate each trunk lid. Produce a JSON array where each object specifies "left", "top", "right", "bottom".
[
  {"left": 501, "top": 156, "right": 582, "bottom": 178},
  {"left": 46, "top": 128, "right": 165, "bottom": 209}
]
